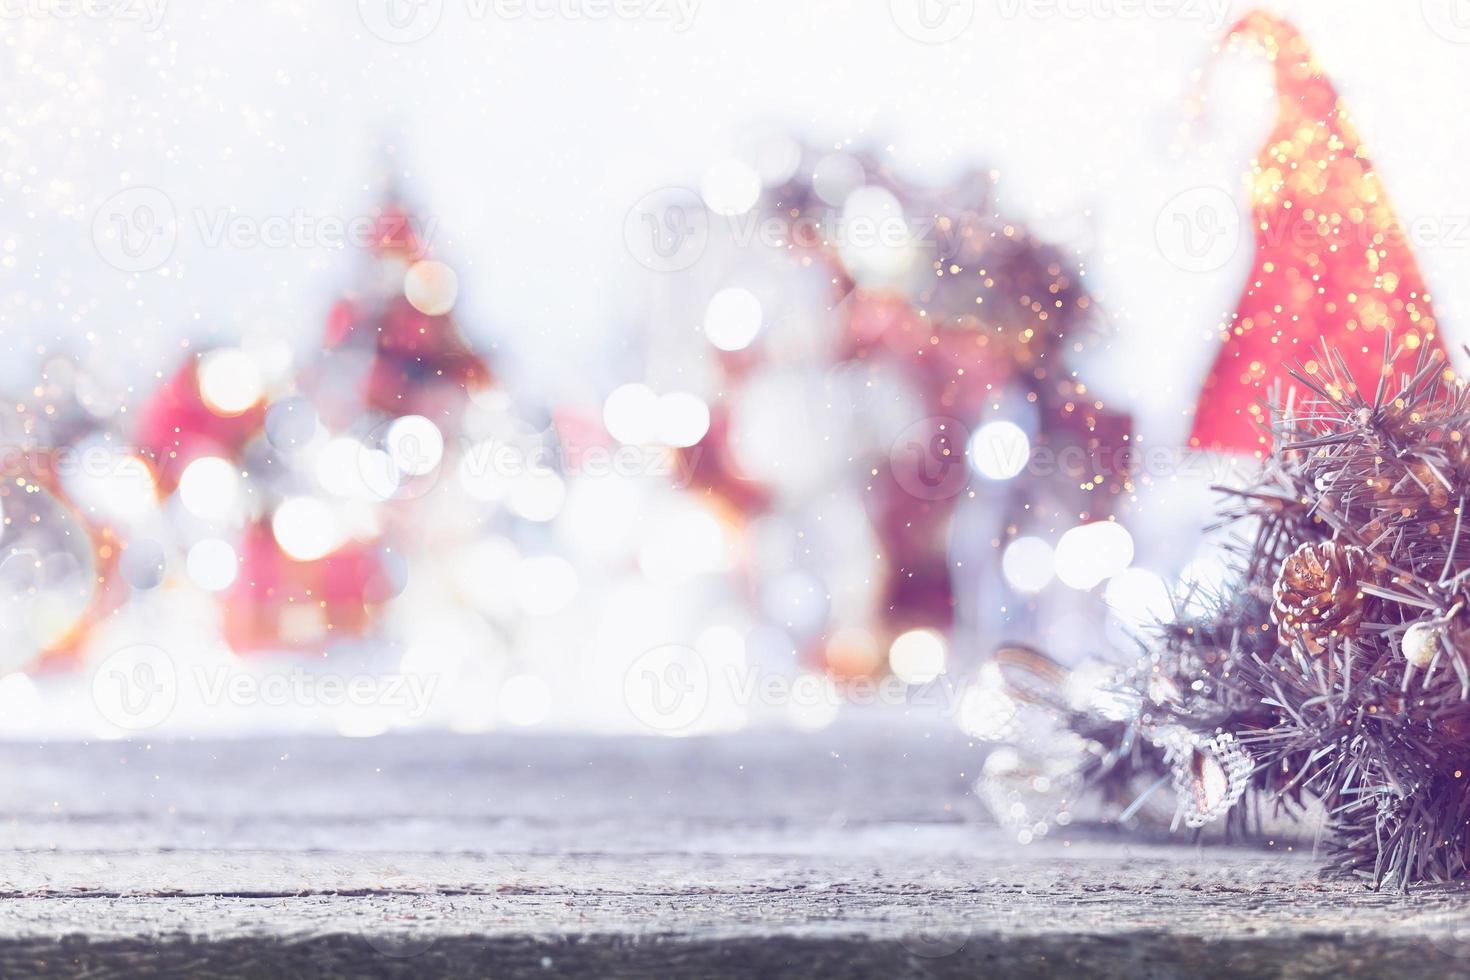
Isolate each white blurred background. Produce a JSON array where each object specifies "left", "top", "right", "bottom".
[
  {"left": 4, "top": 0, "right": 1470, "bottom": 738},
  {"left": 9, "top": 1, "right": 1470, "bottom": 406}
]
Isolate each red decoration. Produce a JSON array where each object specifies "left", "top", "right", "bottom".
[
  {"left": 222, "top": 522, "right": 391, "bottom": 656},
  {"left": 134, "top": 357, "right": 266, "bottom": 494},
  {"left": 1, "top": 450, "right": 127, "bottom": 670},
  {"left": 223, "top": 194, "right": 490, "bottom": 655},
  {"left": 674, "top": 159, "right": 1131, "bottom": 672},
  {"left": 312, "top": 199, "right": 492, "bottom": 424},
  {"left": 847, "top": 212, "right": 1130, "bottom": 641},
  {"left": 1190, "top": 11, "right": 1449, "bottom": 453},
  {"left": 676, "top": 404, "right": 774, "bottom": 523}
]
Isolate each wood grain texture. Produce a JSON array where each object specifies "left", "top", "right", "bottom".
[{"left": 2, "top": 727, "right": 1469, "bottom": 977}]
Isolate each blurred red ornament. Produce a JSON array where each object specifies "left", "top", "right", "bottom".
[
  {"left": 134, "top": 355, "right": 266, "bottom": 495},
  {"left": 227, "top": 194, "right": 498, "bottom": 655},
  {"left": 676, "top": 404, "right": 774, "bottom": 522},
  {"left": 0, "top": 450, "right": 127, "bottom": 670},
  {"left": 1190, "top": 11, "right": 1449, "bottom": 453},
  {"left": 313, "top": 198, "right": 493, "bottom": 423},
  {"left": 222, "top": 522, "right": 391, "bottom": 656},
  {"left": 320, "top": 293, "right": 492, "bottom": 420}
]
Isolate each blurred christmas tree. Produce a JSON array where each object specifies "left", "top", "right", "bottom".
[{"left": 1190, "top": 10, "right": 1449, "bottom": 453}]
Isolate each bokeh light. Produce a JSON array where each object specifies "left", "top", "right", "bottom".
[
  {"left": 811, "top": 153, "right": 865, "bottom": 206},
  {"left": 1001, "top": 536, "right": 1055, "bottom": 594},
  {"left": 639, "top": 504, "right": 727, "bottom": 583},
  {"left": 603, "top": 383, "right": 660, "bottom": 445},
  {"left": 1054, "top": 522, "right": 1134, "bottom": 590},
  {"left": 703, "top": 287, "right": 763, "bottom": 352},
  {"left": 837, "top": 185, "right": 914, "bottom": 282},
  {"left": 656, "top": 392, "right": 711, "bottom": 448},
  {"left": 385, "top": 415, "right": 444, "bottom": 477},
  {"left": 272, "top": 497, "right": 343, "bottom": 562},
  {"left": 178, "top": 456, "right": 240, "bottom": 523},
  {"left": 1104, "top": 568, "right": 1175, "bottom": 626},
  {"left": 969, "top": 421, "right": 1031, "bottom": 481},
  {"left": 186, "top": 538, "right": 239, "bottom": 592},
  {"left": 64, "top": 448, "right": 159, "bottom": 524},
  {"left": 888, "top": 629, "right": 947, "bottom": 684},
  {"left": 700, "top": 159, "right": 761, "bottom": 216},
  {"left": 403, "top": 259, "right": 459, "bottom": 316},
  {"left": 958, "top": 664, "right": 1019, "bottom": 741},
  {"left": 507, "top": 470, "right": 566, "bottom": 523},
  {"left": 317, "top": 437, "right": 398, "bottom": 502},
  {"left": 198, "top": 349, "right": 262, "bottom": 417}
]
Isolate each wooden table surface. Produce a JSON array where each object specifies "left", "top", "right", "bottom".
[{"left": 1, "top": 726, "right": 1467, "bottom": 978}]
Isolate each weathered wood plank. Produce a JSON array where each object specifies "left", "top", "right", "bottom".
[{"left": 2, "top": 728, "right": 1469, "bottom": 977}]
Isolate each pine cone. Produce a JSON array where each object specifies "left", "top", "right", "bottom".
[{"left": 1271, "top": 541, "right": 1374, "bottom": 654}]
